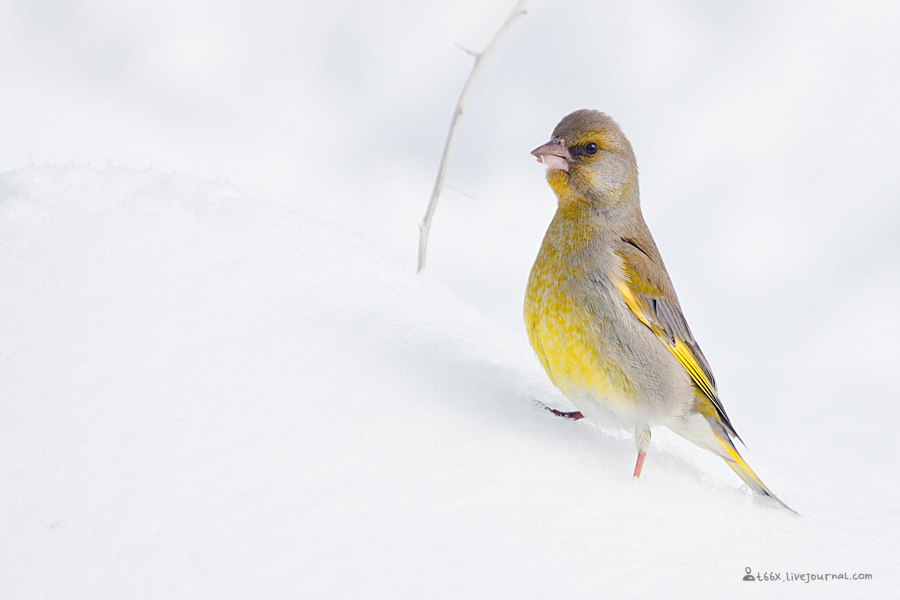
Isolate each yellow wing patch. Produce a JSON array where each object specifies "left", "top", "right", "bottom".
[
  {"left": 614, "top": 277, "right": 715, "bottom": 399},
  {"left": 670, "top": 338, "right": 716, "bottom": 401},
  {"left": 613, "top": 256, "right": 738, "bottom": 440},
  {"left": 613, "top": 278, "right": 652, "bottom": 329}
]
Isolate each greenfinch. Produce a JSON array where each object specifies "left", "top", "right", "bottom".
[{"left": 525, "top": 109, "right": 790, "bottom": 510}]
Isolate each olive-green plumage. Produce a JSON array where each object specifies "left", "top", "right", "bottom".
[{"left": 525, "top": 109, "right": 791, "bottom": 510}]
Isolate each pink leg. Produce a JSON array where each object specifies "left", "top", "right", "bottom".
[
  {"left": 633, "top": 427, "right": 651, "bottom": 478},
  {"left": 633, "top": 450, "right": 647, "bottom": 478}
]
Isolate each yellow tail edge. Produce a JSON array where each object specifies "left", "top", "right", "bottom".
[{"left": 714, "top": 434, "right": 797, "bottom": 514}]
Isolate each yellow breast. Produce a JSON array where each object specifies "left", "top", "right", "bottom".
[{"left": 524, "top": 205, "right": 635, "bottom": 409}]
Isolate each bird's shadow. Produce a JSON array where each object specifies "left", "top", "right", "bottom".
[{"left": 382, "top": 330, "right": 727, "bottom": 492}]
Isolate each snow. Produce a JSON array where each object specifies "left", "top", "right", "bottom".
[
  {"left": 1, "top": 165, "right": 897, "bottom": 599},
  {"left": 3, "top": 0, "right": 900, "bottom": 596}
]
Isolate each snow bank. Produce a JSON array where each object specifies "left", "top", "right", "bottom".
[{"left": 0, "top": 165, "right": 895, "bottom": 599}]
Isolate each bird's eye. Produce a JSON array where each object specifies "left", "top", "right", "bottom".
[{"left": 584, "top": 142, "right": 599, "bottom": 155}]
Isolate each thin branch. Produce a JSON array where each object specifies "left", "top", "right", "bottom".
[
  {"left": 416, "top": 0, "right": 527, "bottom": 273},
  {"left": 453, "top": 43, "right": 480, "bottom": 58},
  {"left": 445, "top": 184, "right": 477, "bottom": 200}
]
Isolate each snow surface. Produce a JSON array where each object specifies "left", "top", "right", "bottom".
[{"left": 1, "top": 165, "right": 897, "bottom": 598}]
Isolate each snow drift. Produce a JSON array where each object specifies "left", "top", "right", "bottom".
[{"left": 0, "top": 165, "right": 895, "bottom": 599}]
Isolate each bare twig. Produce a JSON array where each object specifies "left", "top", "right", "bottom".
[
  {"left": 445, "top": 184, "right": 477, "bottom": 200},
  {"left": 416, "top": 0, "right": 527, "bottom": 273},
  {"left": 452, "top": 43, "right": 480, "bottom": 58}
]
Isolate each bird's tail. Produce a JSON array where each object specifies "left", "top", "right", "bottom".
[
  {"left": 671, "top": 414, "right": 795, "bottom": 513},
  {"left": 712, "top": 430, "right": 796, "bottom": 513}
]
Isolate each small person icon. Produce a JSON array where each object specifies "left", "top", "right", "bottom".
[{"left": 743, "top": 567, "right": 756, "bottom": 582}]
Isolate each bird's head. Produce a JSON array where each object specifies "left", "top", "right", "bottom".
[{"left": 531, "top": 109, "right": 638, "bottom": 209}]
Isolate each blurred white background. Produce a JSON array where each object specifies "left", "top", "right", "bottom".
[{"left": 2, "top": 0, "right": 899, "bottom": 484}]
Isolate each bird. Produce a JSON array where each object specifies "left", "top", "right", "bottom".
[{"left": 524, "top": 109, "right": 791, "bottom": 510}]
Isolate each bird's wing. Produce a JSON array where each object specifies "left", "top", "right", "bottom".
[{"left": 613, "top": 242, "right": 741, "bottom": 441}]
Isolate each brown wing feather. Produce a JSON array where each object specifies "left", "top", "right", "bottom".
[{"left": 614, "top": 233, "right": 742, "bottom": 442}]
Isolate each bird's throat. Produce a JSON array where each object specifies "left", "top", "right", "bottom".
[
  {"left": 547, "top": 169, "right": 579, "bottom": 206},
  {"left": 547, "top": 167, "right": 639, "bottom": 211}
]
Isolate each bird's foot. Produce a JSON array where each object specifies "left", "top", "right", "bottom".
[{"left": 545, "top": 407, "right": 585, "bottom": 420}]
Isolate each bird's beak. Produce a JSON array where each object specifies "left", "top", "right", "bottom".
[{"left": 531, "top": 138, "right": 572, "bottom": 172}]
